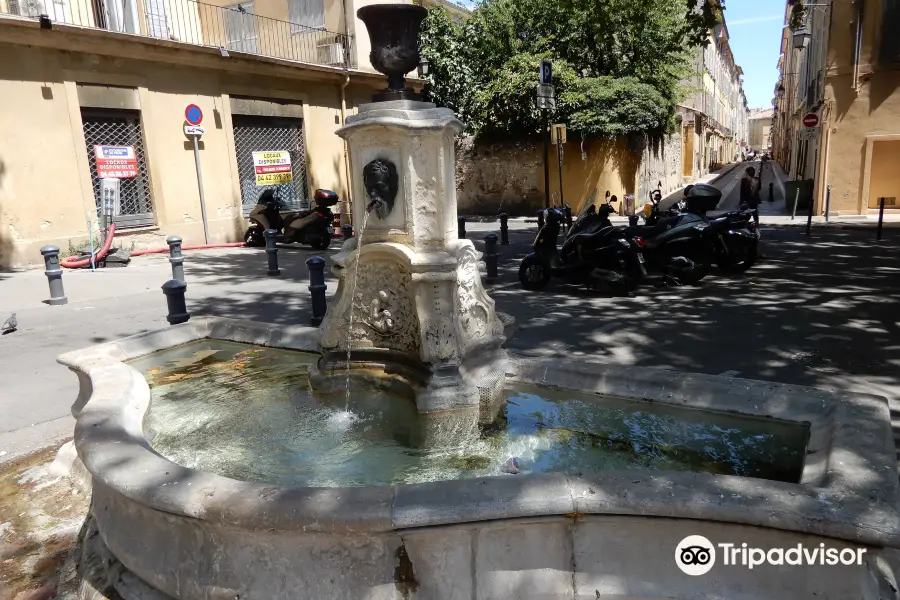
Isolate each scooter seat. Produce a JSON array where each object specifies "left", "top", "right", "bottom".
[
  {"left": 624, "top": 221, "right": 671, "bottom": 239},
  {"left": 563, "top": 223, "right": 618, "bottom": 253}
]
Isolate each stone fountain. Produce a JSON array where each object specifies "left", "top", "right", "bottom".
[
  {"left": 50, "top": 5, "right": 900, "bottom": 600},
  {"left": 308, "top": 3, "right": 508, "bottom": 419}
]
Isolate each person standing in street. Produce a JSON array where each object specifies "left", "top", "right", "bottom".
[{"left": 739, "top": 166, "right": 761, "bottom": 226}]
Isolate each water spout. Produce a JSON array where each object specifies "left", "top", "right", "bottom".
[{"left": 345, "top": 210, "right": 371, "bottom": 410}]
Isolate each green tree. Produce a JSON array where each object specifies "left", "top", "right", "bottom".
[{"left": 420, "top": 0, "right": 721, "bottom": 140}]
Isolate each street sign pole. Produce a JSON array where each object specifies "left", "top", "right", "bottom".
[
  {"left": 184, "top": 104, "right": 209, "bottom": 244},
  {"left": 537, "top": 63, "right": 554, "bottom": 210},
  {"left": 543, "top": 112, "right": 550, "bottom": 209},
  {"left": 556, "top": 137, "right": 564, "bottom": 209},
  {"left": 191, "top": 133, "right": 210, "bottom": 245}
]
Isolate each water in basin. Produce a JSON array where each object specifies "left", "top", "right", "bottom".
[{"left": 129, "top": 340, "right": 809, "bottom": 488}]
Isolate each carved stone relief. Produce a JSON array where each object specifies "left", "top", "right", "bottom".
[
  {"left": 320, "top": 259, "right": 420, "bottom": 356},
  {"left": 455, "top": 242, "right": 503, "bottom": 350}
]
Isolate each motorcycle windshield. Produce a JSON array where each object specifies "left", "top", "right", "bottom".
[{"left": 567, "top": 205, "right": 599, "bottom": 237}]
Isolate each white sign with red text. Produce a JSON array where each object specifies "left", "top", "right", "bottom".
[{"left": 94, "top": 145, "right": 138, "bottom": 179}]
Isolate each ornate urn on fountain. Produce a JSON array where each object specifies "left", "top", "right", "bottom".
[
  {"left": 357, "top": 3, "right": 428, "bottom": 102},
  {"left": 309, "top": 4, "right": 510, "bottom": 423}
]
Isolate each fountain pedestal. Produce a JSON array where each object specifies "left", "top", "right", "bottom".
[{"left": 310, "top": 101, "right": 508, "bottom": 416}]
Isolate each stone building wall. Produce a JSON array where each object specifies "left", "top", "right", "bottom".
[
  {"left": 455, "top": 137, "right": 546, "bottom": 216},
  {"left": 636, "top": 131, "right": 684, "bottom": 211},
  {"left": 456, "top": 132, "right": 686, "bottom": 217}
]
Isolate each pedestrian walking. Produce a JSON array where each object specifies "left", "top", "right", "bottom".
[{"left": 739, "top": 166, "right": 761, "bottom": 227}]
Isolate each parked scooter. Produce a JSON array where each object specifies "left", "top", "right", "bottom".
[
  {"left": 244, "top": 188, "right": 339, "bottom": 250},
  {"left": 582, "top": 186, "right": 711, "bottom": 286},
  {"left": 518, "top": 197, "right": 646, "bottom": 293},
  {"left": 641, "top": 182, "right": 759, "bottom": 274}
]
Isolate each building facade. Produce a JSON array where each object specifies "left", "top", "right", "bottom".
[
  {"left": 678, "top": 6, "right": 750, "bottom": 184},
  {"left": 0, "top": 0, "right": 422, "bottom": 267},
  {"left": 772, "top": 0, "right": 900, "bottom": 216},
  {"left": 748, "top": 108, "right": 775, "bottom": 152}
]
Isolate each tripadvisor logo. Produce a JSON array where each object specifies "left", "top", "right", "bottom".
[{"left": 675, "top": 535, "right": 867, "bottom": 576}]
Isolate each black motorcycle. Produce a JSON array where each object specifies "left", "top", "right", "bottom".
[
  {"left": 581, "top": 188, "right": 712, "bottom": 286},
  {"left": 244, "top": 189, "right": 338, "bottom": 250},
  {"left": 518, "top": 200, "right": 646, "bottom": 293},
  {"left": 642, "top": 182, "right": 758, "bottom": 274}
]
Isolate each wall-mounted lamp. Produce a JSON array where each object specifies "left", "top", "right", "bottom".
[
  {"left": 777, "top": 84, "right": 786, "bottom": 98},
  {"left": 417, "top": 57, "right": 430, "bottom": 79},
  {"left": 792, "top": 27, "right": 811, "bottom": 49},
  {"left": 39, "top": 14, "right": 52, "bottom": 29}
]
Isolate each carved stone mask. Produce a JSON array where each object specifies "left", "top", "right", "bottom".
[{"left": 363, "top": 159, "right": 399, "bottom": 221}]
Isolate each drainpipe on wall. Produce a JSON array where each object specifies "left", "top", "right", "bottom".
[
  {"left": 852, "top": 0, "right": 863, "bottom": 91},
  {"left": 339, "top": 0, "right": 354, "bottom": 226},
  {"left": 340, "top": 73, "right": 353, "bottom": 226}
]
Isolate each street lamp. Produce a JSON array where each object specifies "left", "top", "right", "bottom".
[
  {"left": 792, "top": 27, "right": 811, "bottom": 49},
  {"left": 777, "top": 84, "right": 786, "bottom": 99},
  {"left": 417, "top": 57, "right": 430, "bottom": 79}
]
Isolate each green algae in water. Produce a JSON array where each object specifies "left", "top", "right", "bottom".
[{"left": 130, "top": 340, "right": 808, "bottom": 488}]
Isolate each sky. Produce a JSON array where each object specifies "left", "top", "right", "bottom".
[{"left": 719, "top": 0, "right": 786, "bottom": 109}]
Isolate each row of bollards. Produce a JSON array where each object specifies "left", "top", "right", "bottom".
[
  {"left": 458, "top": 215, "right": 511, "bottom": 246},
  {"left": 41, "top": 219, "right": 507, "bottom": 328}
]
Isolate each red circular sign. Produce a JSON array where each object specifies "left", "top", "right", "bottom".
[
  {"left": 803, "top": 113, "right": 819, "bottom": 128},
  {"left": 184, "top": 104, "right": 203, "bottom": 125}
]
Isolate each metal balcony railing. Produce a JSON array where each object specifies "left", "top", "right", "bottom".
[{"left": 1, "top": 0, "right": 355, "bottom": 69}]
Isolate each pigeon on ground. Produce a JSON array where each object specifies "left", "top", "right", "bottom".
[{"left": 2, "top": 313, "right": 17, "bottom": 335}]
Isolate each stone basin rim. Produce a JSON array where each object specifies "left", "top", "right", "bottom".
[{"left": 58, "top": 316, "right": 900, "bottom": 547}]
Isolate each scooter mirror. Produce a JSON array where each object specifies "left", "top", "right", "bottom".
[
  {"left": 658, "top": 180, "right": 662, "bottom": 188},
  {"left": 605, "top": 190, "right": 611, "bottom": 199}
]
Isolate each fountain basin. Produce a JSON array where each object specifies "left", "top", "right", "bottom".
[{"left": 59, "top": 317, "right": 900, "bottom": 599}]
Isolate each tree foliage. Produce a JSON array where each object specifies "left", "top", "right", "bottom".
[{"left": 420, "top": 0, "right": 721, "bottom": 140}]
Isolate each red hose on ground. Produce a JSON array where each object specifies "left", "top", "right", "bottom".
[
  {"left": 61, "top": 222, "right": 247, "bottom": 267},
  {"left": 131, "top": 242, "right": 246, "bottom": 256},
  {"left": 60, "top": 224, "right": 118, "bottom": 269}
]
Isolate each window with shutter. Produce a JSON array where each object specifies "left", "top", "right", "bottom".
[
  {"left": 288, "top": 0, "right": 324, "bottom": 32},
  {"left": 880, "top": 0, "right": 900, "bottom": 63}
]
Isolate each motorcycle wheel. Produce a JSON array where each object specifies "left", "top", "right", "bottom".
[
  {"left": 312, "top": 236, "right": 331, "bottom": 250},
  {"left": 717, "top": 239, "right": 758, "bottom": 273},
  {"left": 679, "top": 251, "right": 712, "bottom": 285},
  {"left": 243, "top": 227, "right": 266, "bottom": 248},
  {"left": 519, "top": 256, "right": 551, "bottom": 290}
]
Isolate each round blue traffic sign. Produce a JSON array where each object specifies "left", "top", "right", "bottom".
[{"left": 185, "top": 104, "right": 203, "bottom": 125}]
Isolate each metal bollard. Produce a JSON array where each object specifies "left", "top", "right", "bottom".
[
  {"left": 264, "top": 229, "right": 280, "bottom": 276},
  {"left": 483, "top": 233, "right": 499, "bottom": 283},
  {"left": 458, "top": 216, "right": 467, "bottom": 239},
  {"left": 628, "top": 215, "right": 639, "bottom": 227},
  {"left": 40, "top": 246, "right": 68, "bottom": 306},
  {"left": 341, "top": 224, "right": 353, "bottom": 241},
  {"left": 306, "top": 256, "right": 328, "bottom": 327},
  {"left": 166, "top": 235, "right": 185, "bottom": 282},
  {"left": 768, "top": 182, "right": 775, "bottom": 203},
  {"left": 499, "top": 213, "right": 509, "bottom": 245},
  {"left": 537, "top": 210, "right": 545, "bottom": 229},
  {"left": 877, "top": 197, "right": 886, "bottom": 241},
  {"left": 161, "top": 279, "right": 190, "bottom": 325}
]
